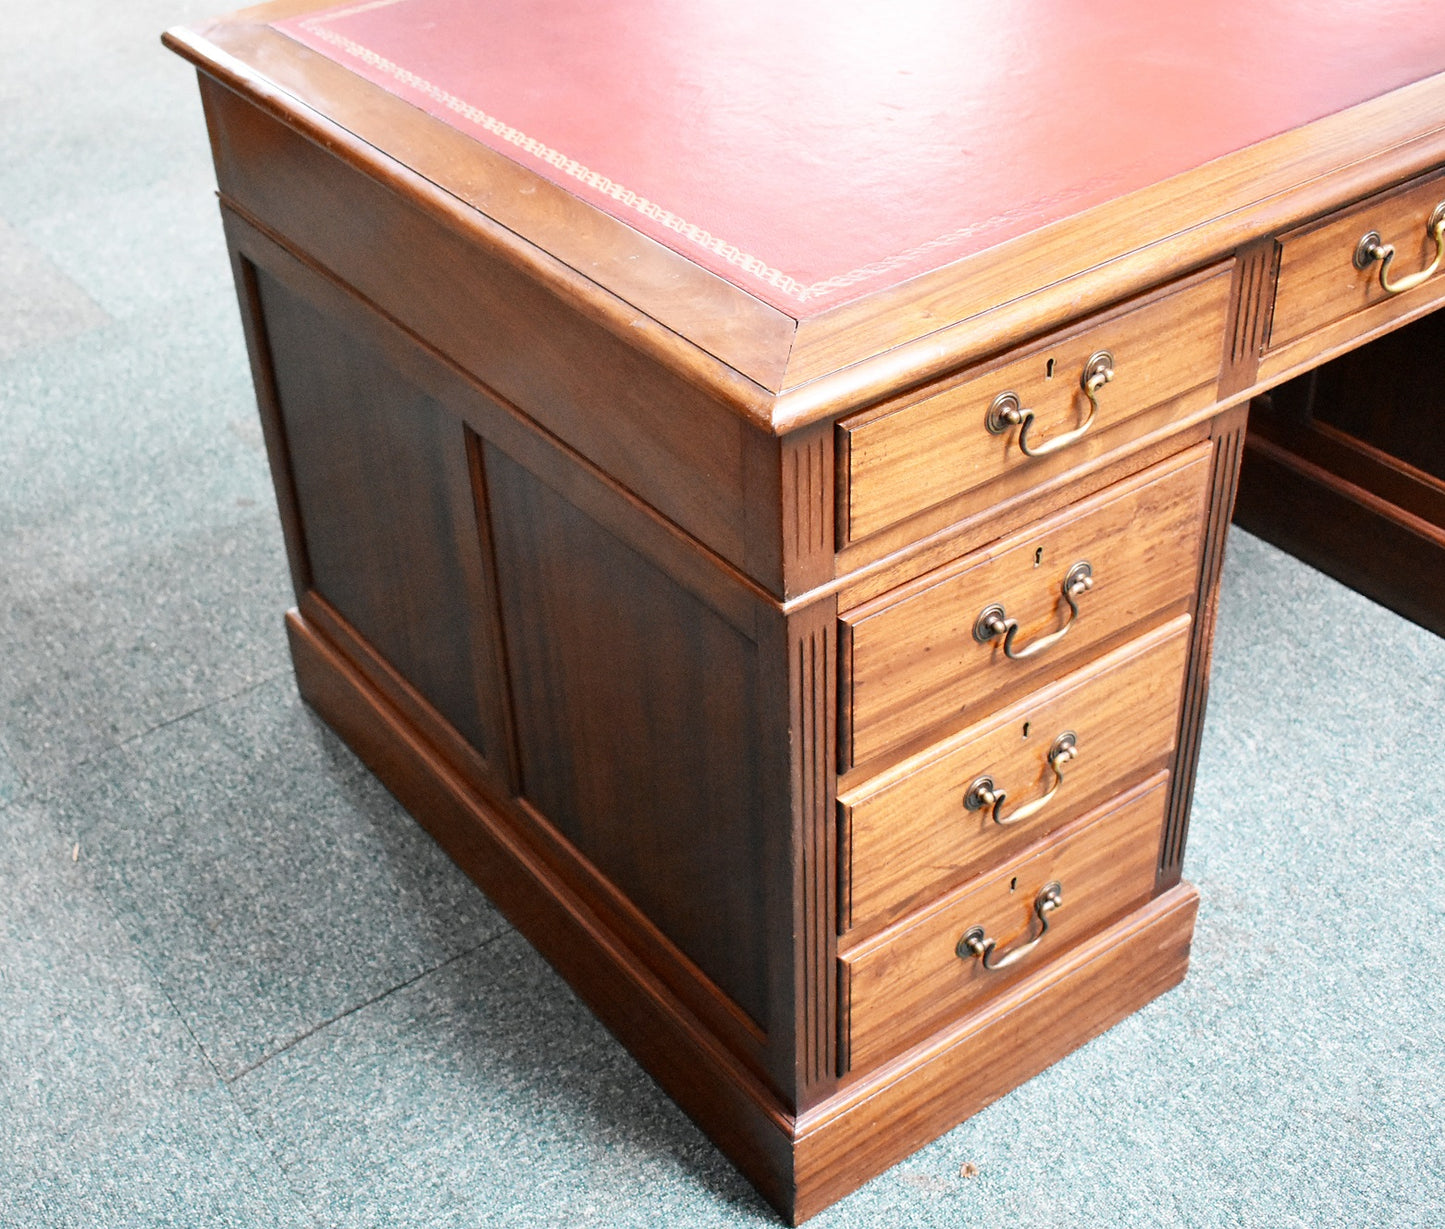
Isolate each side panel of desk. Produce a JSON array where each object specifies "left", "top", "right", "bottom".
[{"left": 222, "top": 192, "right": 834, "bottom": 1099}]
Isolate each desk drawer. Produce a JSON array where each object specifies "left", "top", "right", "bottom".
[
  {"left": 839, "top": 267, "right": 1231, "bottom": 544},
  {"left": 840, "top": 444, "right": 1211, "bottom": 771},
  {"left": 840, "top": 617, "right": 1189, "bottom": 938},
  {"left": 1270, "top": 168, "right": 1445, "bottom": 352},
  {"left": 841, "top": 774, "right": 1167, "bottom": 1074}
]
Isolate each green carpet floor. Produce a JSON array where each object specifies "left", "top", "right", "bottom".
[{"left": 2, "top": 2, "right": 1442, "bottom": 1225}]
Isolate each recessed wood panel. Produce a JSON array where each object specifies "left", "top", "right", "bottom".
[
  {"left": 840, "top": 774, "right": 1168, "bottom": 1075},
  {"left": 840, "top": 444, "right": 1212, "bottom": 770},
  {"left": 485, "top": 442, "right": 773, "bottom": 1028},
  {"left": 840, "top": 617, "right": 1190, "bottom": 938},
  {"left": 256, "top": 267, "right": 505, "bottom": 763}
]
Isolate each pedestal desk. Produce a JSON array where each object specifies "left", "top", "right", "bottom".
[{"left": 165, "top": 4, "right": 1445, "bottom": 1220}]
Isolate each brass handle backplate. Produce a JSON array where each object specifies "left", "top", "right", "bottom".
[
  {"left": 985, "top": 350, "right": 1115, "bottom": 458},
  {"left": 964, "top": 731, "right": 1079, "bottom": 827},
  {"left": 958, "top": 881, "right": 1064, "bottom": 973},
  {"left": 1353, "top": 201, "right": 1445, "bottom": 296},
  {"left": 974, "top": 561, "right": 1094, "bottom": 660}
]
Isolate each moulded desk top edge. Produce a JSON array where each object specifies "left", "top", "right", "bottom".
[{"left": 167, "top": 5, "right": 1445, "bottom": 436}]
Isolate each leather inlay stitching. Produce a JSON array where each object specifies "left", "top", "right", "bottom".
[{"left": 285, "top": 3, "right": 1125, "bottom": 305}]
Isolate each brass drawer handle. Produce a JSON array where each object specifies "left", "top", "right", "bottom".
[
  {"left": 958, "top": 881, "right": 1064, "bottom": 973},
  {"left": 964, "top": 732, "right": 1078, "bottom": 827},
  {"left": 974, "top": 561, "right": 1094, "bottom": 660},
  {"left": 985, "top": 350, "right": 1114, "bottom": 457},
  {"left": 1354, "top": 201, "right": 1445, "bottom": 296}
]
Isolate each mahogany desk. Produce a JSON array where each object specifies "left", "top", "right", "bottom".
[{"left": 165, "top": 4, "right": 1445, "bottom": 1220}]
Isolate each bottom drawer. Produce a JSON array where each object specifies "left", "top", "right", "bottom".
[{"left": 840, "top": 773, "right": 1168, "bottom": 1074}]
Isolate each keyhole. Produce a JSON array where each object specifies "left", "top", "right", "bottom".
[
  {"left": 1045, "top": 358, "right": 1056, "bottom": 379},
  {"left": 1022, "top": 722, "right": 1031, "bottom": 738},
  {"left": 1009, "top": 877, "right": 1018, "bottom": 892},
  {"left": 1034, "top": 547, "right": 1044, "bottom": 567}
]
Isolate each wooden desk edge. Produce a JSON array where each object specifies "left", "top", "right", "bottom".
[{"left": 166, "top": 15, "right": 1445, "bottom": 436}]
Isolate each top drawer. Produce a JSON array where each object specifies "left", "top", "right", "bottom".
[
  {"left": 838, "top": 266, "right": 1232, "bottom": 545},
  {"left": 1270, "top": 168, "right": 1445, "bottom": 353}
]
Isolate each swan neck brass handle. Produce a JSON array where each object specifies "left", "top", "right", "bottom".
[
  {"left": 964, "top": 732, "right": 1079, "bottom": 828},
  {"left": 973, "top": 561, "right": 1094, "bottom": 661},
  {"left": 958, "top": 882, "right": 1063, "bottom": 973},
  {"left": 985, "top": 350, "right": 1114, "bottom": 458},
  {"left": 1354, "top": 202, "right": 1445, "bottom": 296}
]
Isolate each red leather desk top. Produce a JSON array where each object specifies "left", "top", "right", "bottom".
[{"left": 276, "top": 0, "right": 1445, "bottom": 317}]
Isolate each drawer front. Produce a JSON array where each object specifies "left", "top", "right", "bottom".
[
  {"left": 839, "top": 267, "right": 1231, "bottom": 544},
  {"left": 840, "top": 617, "right": 1189, "bottom": 938},
  {"left": 1271, "top": 168, "right": 1445, "bottom": 352},
  {"left": 841, "top": 774, "right": 1167, "bottom": 1074},
  {"left": 840, "top": 444, "right": 1211, "bottom": 770}
]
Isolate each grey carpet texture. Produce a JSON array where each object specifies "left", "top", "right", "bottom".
[{"left": 2, "top": 2, "right": 1443, "bottom": 1226}]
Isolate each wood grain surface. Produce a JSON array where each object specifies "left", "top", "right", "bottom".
[
  {"left": 840, "top": 618, "right": 1190, "bottom": 937},
  {"left": 201, "top": 79, "right": 772, "bottom": 579},
  {"left": 792, "top": 881, "right": 1198, "bottom": 1222},
  {"left": 840, "top": 444, "right": 1212, "bottom": 770},
  {"left": 257, "top": 264, "right": 508, "bottom": 764},
  {"left": 832, "top": 418, "right": 1216, "bottom": 605},
  {"left": 1270, "top": 166, "right": 1445, "bottom": 351},
  {"left": 840, "top": 266, "right": 1230, "bottom": 543},
  {"left": 839, "top": 774, "right": 1167, "bottom": 1074},
  {"left": 160, "top": 6, "right": 1445, "bottom": 1218},
  {"left": 485, "top": 441, "right": 776, "bottom": 1030},
  {"left": 1158, "top": 403, "right": 1248, "bottom": 889}
]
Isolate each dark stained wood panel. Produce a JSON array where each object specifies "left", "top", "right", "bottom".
[
  {"left": 256, "top": 267, "right": 504, "bottom": 763},
  {"left": 1237, "top": 318, "right": 1445, "bottom": 637},
  {"left": 1299, "top": 309, "right": 1445, "bottom": 483},
  {"left": 484, "top": 442, "right": 772, "bottom": 1028}
]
